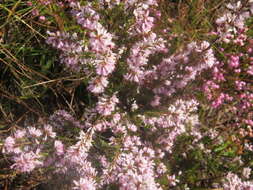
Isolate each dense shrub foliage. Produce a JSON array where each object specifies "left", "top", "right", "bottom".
[{"left": 0, "top": 0, "right": 253, "bottom": 189}]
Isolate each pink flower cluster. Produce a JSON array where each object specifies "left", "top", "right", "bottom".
[
  {"left": 47, "top": 2, "right": 118, "bottom": 94},
  {"left": 54, "top": 130, "right": 97, "bottom": 190},
  {"left": 100, "top": 135, "right": 162, "bottom": 190},
  {"left": 215, "top": 1, "right": 253, "bottom": 45},
  {"left": 222, "top": 172, "right": 253, "bottom": 190},
  {"left": 124, "top": 32, "right": 167, "bottom": 83},
  {"left": 71, "top": 2, "right": 117, "bottom": 94},
  {"left": 129, "top": 0, "right": 158, "bottom": 35},
  {"left": 49, "top": 109, "right": 85, "bottom": 129},
  {"left": 203, "top": 6, "right": 253, "bottom": 127},
  {"left": 3, "top": 125, "right": 56, "bottom": 172},
  {"left": 142, "top": 41, "right": 216, "bottom": 106},
  {"left": 46, "top": 31, "right": 87, "bottom": 71},
  {"left": 96, "top": 94, "right": 119, "bottom": 116},
  {"left": 4, "top": 0, "right": 253, "bottom": 189},
  {"left": 3, "top": 122, "right": 97, "bottom": 189},
  {"left": 141, "top": 99, "right": 200, "bottom": 153}
]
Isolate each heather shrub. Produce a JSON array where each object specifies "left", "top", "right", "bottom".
[{"left": 0, "top": 0, "right": 253, "bottom": 190}]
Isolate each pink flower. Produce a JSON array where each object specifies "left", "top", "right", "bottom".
[
  {"left": 247, "top": 65, "right": 253, "bottom": 75},
  {"left": 11, "top": 151, "right": 42, "bottom": 172},
  {"left": 73, "top": 4, "right": 101, "bottom": 30},
  {"left": 32, "top": 9, "right": 39, "bottom": 16},
  {"left": 228, "top": 55, "right": 240, "bottom": 68},
  {"left": 245, "top": 120, "right": 253, "bottom": 126},
  {"left": 39, "top": 16, "right": 46, "bottom": 21},
  {"left": 96, "top": 94, "right": 119, "bottom": 116},
  {"left": 89, "top": 27, "right": 115, "bottom": 53},
  {"left": 127, "top": 124, "right": 137, "bottom": 132},
  {"left": 150, "top": 95, "right": 161, "bottom": 107},
  {"left": 87, "top": 76, "right": 109, "bottom": 94},
  {"left": 27, "top": 127, "right": 42, "bottom": 137},
  {"left": 14, "top": 129, "right": 26, "bottom": 139},
  {"left": 44, "top": 125, "right": 56, "bottom": 139},
  {"left": 156, "top": 163, "right": 167, "bottom": 175},
  {"left": 167, "top": 175, "right": 179, "bottom": 186},
  {"left": 235, "top": 80, "right": 246, "bottom": 90},
  {"left": 65, "top": 131, "right": 93, "bottom": 163},
  {"left": 95, "top": 53, "right": 116, "bottom": 76},
  {"left": 3, "top": 136, "right": 16, "bottom": 153},
  {"left": 73, "top": 177, "right": 96, "bottom": 190},
  {"left": 54, "top": 140, "right": 64, "bottom": 156},
  {"left": 112, "top": 113, "right": 121, "bottom": 123},
  {"left": 94, "top": 122, "right": 107, "bottom": 132},
  {"left": 124, "top": 65, "right": 144, "bottom": 83},
  {"left": 26, "top": 1, "right": 33, "bottom": 6}
]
